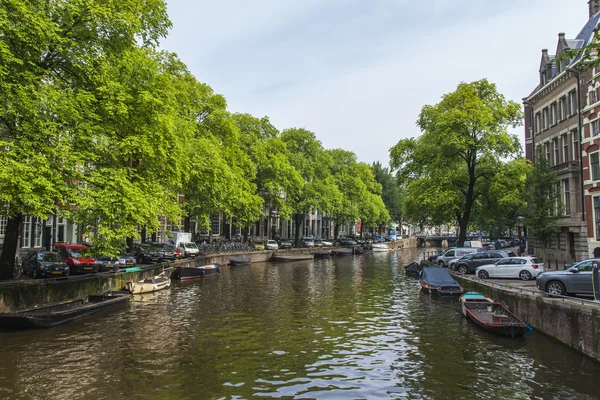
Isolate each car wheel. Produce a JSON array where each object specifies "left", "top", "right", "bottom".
[
  {"left": 458, "top": 265, "right": 468, "bottom": 274},
  {"left": 546, "top": 281, "right": 566, "bottom": 296},
  {"left": 438, "top": 260, "right": 445, "bottom": 267},
  {"left": 32, "top": 268, "right": 38, "bottom": 279},
  {"left": 478, "top": 270, "right": 489, "bottom": 279},
  {"left": 519, "top": 270, "right": 532, "bottom": 281}
]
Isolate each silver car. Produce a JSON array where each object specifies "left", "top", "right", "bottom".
[{"left": 536, "top": 258, "right": 600, "bottom": 296}]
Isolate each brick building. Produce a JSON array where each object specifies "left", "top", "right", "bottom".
[{"left": 523, "top": 1, "right": 600, "bottom": 268}]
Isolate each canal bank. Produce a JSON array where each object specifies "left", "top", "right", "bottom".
[{"left": 454, "top": 273, "right": 600, "bottom": 363}]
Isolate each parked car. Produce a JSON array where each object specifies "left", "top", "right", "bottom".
[
  {"left": 437, "top": 248, "right": 479, "bottom": 267},
  {"left": 54, "top": 243, "right": 99, "bottom": 275},
  {"left": 317, "top": 239, "right": 333, "bottom": 247},
  {"left": 265, "top": 240, "right": 279, "bottom": 250},
  {"left": 278, "top": 239, "right": 293, "bottom": 249},
  {"left": 149, "top": 242, "right": 178, "bottom": 261},
  {"left": 21, "top": 250, "right": 69, "bottom": 279},
  {"left": 133, "top": 244, "right": 164, "bottom": 264},
  {"left": 96, "top": 251, "right": 137, "bottom": 271},
  {"left": 428, "top": 249, "right": 452, "bottom": 263},
  {"left": 178, "top": 242, "right": 200, "bottom": 258},
  {"left": 338, "top": 238, "right": 357, "bottom": 246},
  {"left": 476, "top": 256, "right": 544, "bottom": 280},
  {"left": 253, "top": 241, "right": 265, "bottom": 251},
  {"left": 300, "top": 238, "right": 315, "bottom": 248},
  {"left": 452, "top": 251, "right": 513, "bottom": 274},
  {"left": 536, "top": 258, "right": 599, "bottom": 296}
]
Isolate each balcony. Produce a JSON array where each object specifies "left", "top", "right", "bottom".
[{"left": 552, "top": 160, "right": 579, "bottom": 175}]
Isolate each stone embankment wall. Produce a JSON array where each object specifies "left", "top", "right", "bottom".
[{"left": 456, "top": 275, "right": 600, "bottom": 362}]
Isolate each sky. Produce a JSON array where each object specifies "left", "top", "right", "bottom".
[{"left": 161, "top": 0, "right": 588, "bottom": 166}]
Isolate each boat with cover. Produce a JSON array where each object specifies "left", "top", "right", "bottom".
[
  {"left": 229, "top": 255, "right": 251, "bottom": 266},
  {"left": 0, "top": 291, "right": 131, "bottom": 329},
  {"left": 419, "top": 267, "right": 464, "bottom": 297},
  {"left": 175, "top": 264, "right": 220, "bottom": 280},
  {"left": 331, "top": 247, "right": 353, "bottom": 256},
  {"left": 313, "top": 250, "right": 332, "bottom": 258},
  {"left": 372, "top": 243, "right": 390, "bottom": 252},
  {"left": 404, "top": 262, "right": 423, "bottom": 276},
  {"left": 270, "top": 254, "right": 314, "bottom": 262},
  {"left": 459, "top": 292, "right": 527, "bottom": 337},
  {"left": 126, "top": 271, "right": 170, "bottom": 294}
]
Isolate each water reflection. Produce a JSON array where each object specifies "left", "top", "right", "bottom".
[{"left": 0, "top": 249, "right": 598, "bottom": 399}]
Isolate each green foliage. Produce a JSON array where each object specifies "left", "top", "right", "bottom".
[
  {"left": 525, "top": 150, "right": 561, "bottom": 245},
  {"left": 372, "top": 162, "right": 403, "bottom": 223},
  {"left": 390, "top": 79, "right": 523, "bottom": 243}
]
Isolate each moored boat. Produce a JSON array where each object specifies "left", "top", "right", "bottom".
[
  {"left": 404, "top": 262, "right": 423, "bottom": 276},
  {"left": 175, "top": 264, "right": 220, "bottom": 280},
  {"left": 372, "top": 243, "right": 390, "bottom": 252},
  {"left": 459, "top": 292, "right": 527, "bottom": 337},
  {"left": 126, "top": 272, "right": 171, "bottom": 294},
  {"left": 229, "top": 255, "right": 251, "bottom": 266},
  {"left": 0, "top": 291, "right": 131, "bottom": 329},
  {"left": 313, "top": 250, "right": 332, "bottom": 258},
  {"left": 419, "top": 267, "right": 464, "bottom": 297},
  {"left": 331, "top": 247, "right": 353, "bottom": 256},
  {"left": 270, "top": 254, "right": 314, "bottom": 262}
]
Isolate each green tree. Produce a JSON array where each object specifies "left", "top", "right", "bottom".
[
  {"left": 390, "top": 79, "right": 523, "bottom": 246},
  {"left": 372, "top": 162, "right": 403, "bottom": 223},
  {"left": 0, "top": 0, "right": 171, "bottom": 278},
  {"left": 525, "top": 149, "right": 561, "bottom": 245}
]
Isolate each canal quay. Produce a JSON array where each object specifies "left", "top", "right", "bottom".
[{"left": 0, "top": 248, "right": 599, "bottom": 399}]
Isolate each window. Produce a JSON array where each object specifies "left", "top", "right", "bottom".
[
  {"left": 595, "top": 196, "right": 600, "bottom": 239},
  {"left": 535, "top": 112, "right": 542, "bottom": 134},
  {"left": 211, "top": 213, "right": 220, "bottom": 235},
  {"left": 21, "top": 216, "right": 31, "bottom": 249},
  {"left": 572, "top": 129, "right": 579, "bottom": 161},
  {"left": 593, "top": 120, "right": 599, "bottom": 136},
  {"left": 591, "top": 152, "right": 600, "bottom": 181},
  {"left": 545, "top": 142, "right": 551, "bottom": 161},
  {"left": 553, "top": 138, "right": 560, "bottom": 165},
  {"left": 569, "top": 90, "right": 578, "bottom": 116},
  {"left": 563, "top": 179, "right": 571, "bottom": 215},
  {"left": 543, "top": 108, "right": 549, "bottom": 130},
  {"left": 559, "top": 96, "right": 567, "bottom": 120},
  {"left": 591, "top": 90, "right": 598, "bottom": 105},
  {"left": 0, "top": 216, "right": 6, "bottom": 237},
  {"left": 551, "top": 102, "right": 558, "bottom": 125},
  {"left": 562, "top": 133, "right": 569, "bottom": 163}
]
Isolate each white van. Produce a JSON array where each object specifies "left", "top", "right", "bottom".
[
  {"left": 437, "top": 247, "right": 479, "bottom": 267},
  {"left": 178, "top": 242, "right": 199, "bottom": 258},
  {"left": 463, "top": 240, "right": 483, "bottom": 248}
]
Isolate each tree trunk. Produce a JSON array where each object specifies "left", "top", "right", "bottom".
[
  {"left": 242, "top": 226, "right": 249, "bottom": 243},
  {"left": 334, "top": 222, "right": 340, "bottom": 240},
  {"left": 184, "top": 216, "right": 191, "bottom": 232},
  {"left": 141, "top": 226, "right": 147, "bottom": 244},
  {"left": 126, "top": 237, "right": 134, "bottom": 253},
  {"left": 293, "top": 213, "right": 303, "bottom": 247},
  {"left": 0, "top": 214, "right": 22, "bottom": 280}
]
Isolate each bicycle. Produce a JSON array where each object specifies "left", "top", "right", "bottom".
[{"left": 13, "top": 262, "right": 22, "bottom": 280}]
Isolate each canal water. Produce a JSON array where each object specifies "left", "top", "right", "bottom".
[{"left": 0, "top": 249, "right": 599, "bottom": 399}]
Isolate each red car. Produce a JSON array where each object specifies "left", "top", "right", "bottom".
[{"left": 54, "top": 243, "right": 99, "bottom": 275}]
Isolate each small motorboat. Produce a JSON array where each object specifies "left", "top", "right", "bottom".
[
  {"left": 459, "top": 292, "right": 527, "bottom": 337},
  {"left": 229, "top": 255, "right": 251, "bottom": 266},
  {"left": 174, "top": 264, "right": 220, "bottom": 280},
  {"left": 419, "top": 267, "right": 464, "bottom": 297},
  {"left": 0, "top": 291, "right": 131, "bottom": 329},
  {"left": 404, "top": 262, "right": 423, "bottom": 276},
  {"left": 126, "top": 271, "right": 171, "bottom": 294},
  {"left": 313, "top": 250, "right": 332, "bottom": 258},
  {"left": 270, "top": 254, "right": 314, "bottom": 262},
  {"left": 372, "top": 243, "right": 390, "bottom": 252},
  {"left": 331, "top": 247, "right": 353, "bottom": 256}
]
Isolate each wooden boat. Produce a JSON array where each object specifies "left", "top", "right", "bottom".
[
  {"left": 372, "top": 243, "right": 390, "bottom": 252},
  {"left": 270, "top": 254, "right": 314, "bottom": 262},
  {"left": 313, "top": 250, "right": 332, "bottom": 258},
  {"left": 0, "top": 291, "right": 131, "bottom": 329},
  {"left": 419, "top": 267, "right": 464, "bottom": 297},
  {"left": 174, "top": 264, "right": 220, "bottom": 280},
  {"left": 229, "top": 255, "right": 251, "bottom": 266},
  {"left": 126, "top": 272, "right": 170, "bottom": 294},
  {"left": 331, "top": 247, "right": 353, "bottom": 256},
  {"left": 459, "top": 292, "right": 527, "bottom": 337},
  {"left": 404, "top": 261, "right": 423, "bottom": 276}
]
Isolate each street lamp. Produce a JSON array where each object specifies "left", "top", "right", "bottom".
[{"left": 517, "top": 216, "right": 525, "bottom": 255}]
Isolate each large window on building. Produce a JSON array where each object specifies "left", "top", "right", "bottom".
[
  {"left": 591, "top": 152, "right": 600, "bottom": 181},
  {"left": 572, "top": 129, "right": 579, "bottom": 161},
  {"left": 543, "top": 108, "right": 549, "bottom": 130},
  {"left": 553, "top": 138, "right": 560, "bottom": 165},
  {"left": 562, "top": 133, "right": 569, "bottom": 163},
  {"left": 569, "top": 90, "right": 578, "bottom": 116},
  {"left": 563, "top": 179, "right": 570, "bottom": 215},
  {"left": 593, "top": 120, "right": 599, "bottom": 137},
  {"left": 595, "top": 196, "right": 600, "bottom": 239},
  {"left": 551, "top": 102, "right": 558, "bottom": 125},
  {"left": 535, "top": 112, "right": 541, "bottom": 134},
  {"left": 559, "top": 96, "right": 568, "bottom": 120},
  {"left": 21, "top": 216, "right": 31, "bottom": 248},
  {"left": 0, "top": 216, "right": 6, "bottom": 237},
  {"left": 545, "top": 142, "right": 551, "bottom": 161}
]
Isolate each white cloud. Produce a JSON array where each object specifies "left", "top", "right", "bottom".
[{"left": 162, "top": 0, "right": 588, "bottom": 165}]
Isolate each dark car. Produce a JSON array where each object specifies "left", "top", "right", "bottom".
[
  {"left": 278, "top": 239, "right": 293, "bottom": 249},
  {"left": 21, "top": 250, "right": 69, "bottom": 279},
  {"left": 149, "top": 243, "right": 177, "bottom": 261},
  {"left": 453, "top": 251, "right": 512, "bottom": 274},
  {"left": 96, "top": 250, "right": 137, "bottom": 272},
  {"left": 536, "top": 258, "right": 600, "bottom": 296},
  {"left": 54, "top": 243, "right": 99, "bottom": 275},
  {"left": 338, "top": 238, "right": 357, "bottom": 246},
  {"left": 133, "top": 244, "right": 164, "bottom": 264}
]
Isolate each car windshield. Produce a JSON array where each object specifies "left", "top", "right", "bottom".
[
  {"left": 185, "top": 242, "right": 198, "bottom": 249},
  {"left": 67, "top": 249, "right": 87, "bottom": 258},
  {"left": 40, "top": 253, "right": 62, "bottom": 262},
  {"left": 461, "top": 254, "right": 474, "bottom": 260},
  {"left": 532, "top": 258, "right": 543, "bottom": 264}
]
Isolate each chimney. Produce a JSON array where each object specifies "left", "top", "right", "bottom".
[{"left": 590, "top": 0, "right": 600, "bottom": 18}]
